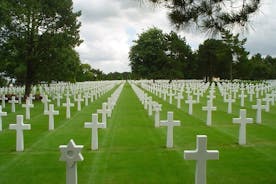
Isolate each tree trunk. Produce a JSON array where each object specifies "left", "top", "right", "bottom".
[
  {"left": 24, "top": 54, "right": 34, "bottom": 98},
  {"left": 24, "top": 58, "right": 33, "bottom": 98},
  {"left": 229, "top": 61, "right": 233, "bottom": 81}
]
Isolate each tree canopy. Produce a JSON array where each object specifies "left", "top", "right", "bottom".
[
  {"left": 0, "top": 0, "right": 82, "bottom": 96},
  {"left": 129, "top": 27, "right": 193, "bottom": 79},
  {"left": 145, "top": 0, "right": 261, "bottom": 34}
]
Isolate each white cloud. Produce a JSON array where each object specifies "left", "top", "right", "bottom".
[
  {"left": 245, "top": 0, "right": 276, "bottom": 57},
  {"left": 73, "top": 0, "right": 276, "bottom": 73}
]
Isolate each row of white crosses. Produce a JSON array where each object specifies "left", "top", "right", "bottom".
[
  {"left": 132, "top": 82, "right": 182, "bottom": 148},
  {"left": 131, "top": 81, "right": 219, "bottom": 184},
  {"left": 4, "top": 81, "right": 121, "bottom": 156},
  {"left": 217, "top": 82, "right": 272, "bottom": 123},
  {"left": 140, "top": 80, "right": 218, "bottom": 126},
  {"left": 58, "top": 83, "right": 124, "bottom": 184},
  {"left": 218, "top": 82, "right": 270, "bottom": 101},
  {"left": 144, "top": 80, "right": 271, "bottom": 146},
  {"left": 139, "top": 80, "right": 209, "bottom": 116},
  {"left": 217, "top": 82, "right": 274, "bottom": 112},
  {"left": 130, "top": 82, "right": 162, "bottom": 129},
  {"left": 84, "top": 82, "right": 124, "bottom": 151},
  {"left": 0, "top": 105, "right": 7, "bottom": 131},
  {"left": 1, "top": 81, "right": 117, "bottom": 130},
  {"left": 201, "top": 83, "right": 217, "bottom": 126}
]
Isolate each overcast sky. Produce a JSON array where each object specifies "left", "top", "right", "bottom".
[{"left": 73, "top": 0, "right": 276, "bottom": 73}]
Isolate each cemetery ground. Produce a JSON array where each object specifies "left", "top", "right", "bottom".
[{"left": 1, "top": 82, "right": 276, "bottom": 183}]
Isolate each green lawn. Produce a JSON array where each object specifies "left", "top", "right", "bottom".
[{"left": 0, "top": 82, "right": 276, "bottom": 183}]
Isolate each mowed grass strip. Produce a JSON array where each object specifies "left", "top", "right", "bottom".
[{"left": 80, "top": 83, "right": 192, "bottom": 184}]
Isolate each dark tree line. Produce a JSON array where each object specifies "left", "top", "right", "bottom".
[
  {"left": 75, "top": 64, "right": 133, "bottom": 81},
  {"left": 129, "top": 27, "right": 276, "bottom": 81}
]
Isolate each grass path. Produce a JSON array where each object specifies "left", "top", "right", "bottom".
[{"left": 82, "top": 82, "right": 192, "bottom": 183}]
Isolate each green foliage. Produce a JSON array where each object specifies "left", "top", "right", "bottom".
[
  {"left": 0, "top": 76, "right": 8, "bottom": 86},
  {"left": 0, "top": 0, "right": 82, "bottom": 95},
  {"left": 76, "top": 63, "right": 96, "bottom": 82},
  {"left": 129, "top": 27, "right": 167, "bottom": 79},
  {"left": 221, "top": 30, "right": 249, "bottom": 80},
  {"left": 145, "top": 0, "right": 261, "bottom": 34},
  {"left": 129, "top": 27, "right": 193, "bottom": 79},
  {"left": 198, "top": 39, "right": 230, "bottom": 81}
]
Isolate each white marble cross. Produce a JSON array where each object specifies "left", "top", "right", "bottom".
[
  {"left": 0, "top": 105, "right": 7, "bottom": 131},
  {"left": 263, "top": 95, "right": 272, "bottom": 112},
  {"left": 144, "top": 94, "right": 148, "bottom": 110},
  {"left": 44, "top": 104, "right": 59, "bottom": 130},
  {"left": 185, "top": 95, "right": 196, "bottom": 115},
  {"left": 65, "top": 91, "right": 71, "bottom": 99},
  {"left": 63, "top": 98, "right": 75, "bottom": 119},
  {"left": 202, "top": 100, "right": 217, "bottom": 126},
  {"left": 17, "top": 93, "right": 23, "bottom": 104},
  {"left": 225, "top": 94, "right": 235, "bottom": 114},
  {"left": 9, "top": 96, "right": 18, "bottom": 113},
  {"left": 167, "top": 90, "right": 175, "bottom": 104},
  {"left": 83, "top": 93, "right": 89, "bottom": 106},
  {"left": 74, "top": 94, "right": 84, "bottom": 111},
  {"left": 270, "top": 92, "right": 276, "bottom": 105},
  {"left": 148, "top": 97, "right": 153, "bottom": 116},
  {"left": 207, "top": 91, "right": 216, "bottom": 100},
  {"left": 90, "top": 91, "right": 94, "bottom": 102},
  {"left": 233, "top": 109, "right": 253, "bottom": 145},
  {"left": 248, "top": 89, "right": 254, "bottom": 102},
  {"left": 175, "top": 92, "right": 183, "bottom": 109},
  {"left": 153, "top": 102, "right": 162, "bottom": 128},
  {"left": 97, "top": 102, "right": 109, "bottom": 128},
  {"left": 54, "top": 93, "right": 63, "bottom": 107},
  {"left": 28, "top": 93, "right": 35, "bottom": 104},
  {"left": 252, "top": 99, "right": 266, "bottom": 124},
  {"left": 194, "top": 90, "right": 201, "bottom": 103},
  {"left": 84, "top": 114, "right": 105, "bottom": 150},
  {"left": 184, "top": 135, "right": 219, "bottom": 184},
  {"left": 268, "top": 94, "right": 274, "bottom": 106},
  {"left": 239, "top": 90, "right": 247, "bottom": 107},
  {"left": 9, "top": 115, "right": 31, "bottom": 151},
  {"left": 59, "top": 139, "right": 84, "bottom": 184},
  {"left": 107, "top": 97, "right": 113, "bottom": 117},
  {"left": 159, "top": 111, "right": 181, "bottom": 148},
  {"left": 1, "top": 94, "right": 7, "bottom": 108},
  {"left": 163, "top": 90, "right": 167, "bottom": 101},
  {"left": 22, "top": 98, "right": 34, "bottom": 120},
  {"left": 41, "top": 95, "right": 51, "bottom": 112}
]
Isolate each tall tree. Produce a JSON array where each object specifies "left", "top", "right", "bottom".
[
  {"left": 221, "top": 30, "right": 248, "bottom": 80},
  {"left": 198, "top": 39, "right": 230, "bottom": 81},
  {"left": 129, "top": 27, "right": 193, "bottom": 79},
  {"left": 0, "top": 0, "right": 82, "bottom": 96},
  {"left": 165, "top": 31, "right": 193, "bottom": 79},
  {"left": 144, "top": 0, "right": 261, "bottom": 33},
  {"left": 129, "top": 27, "right": 167, "bottom": 79}
]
